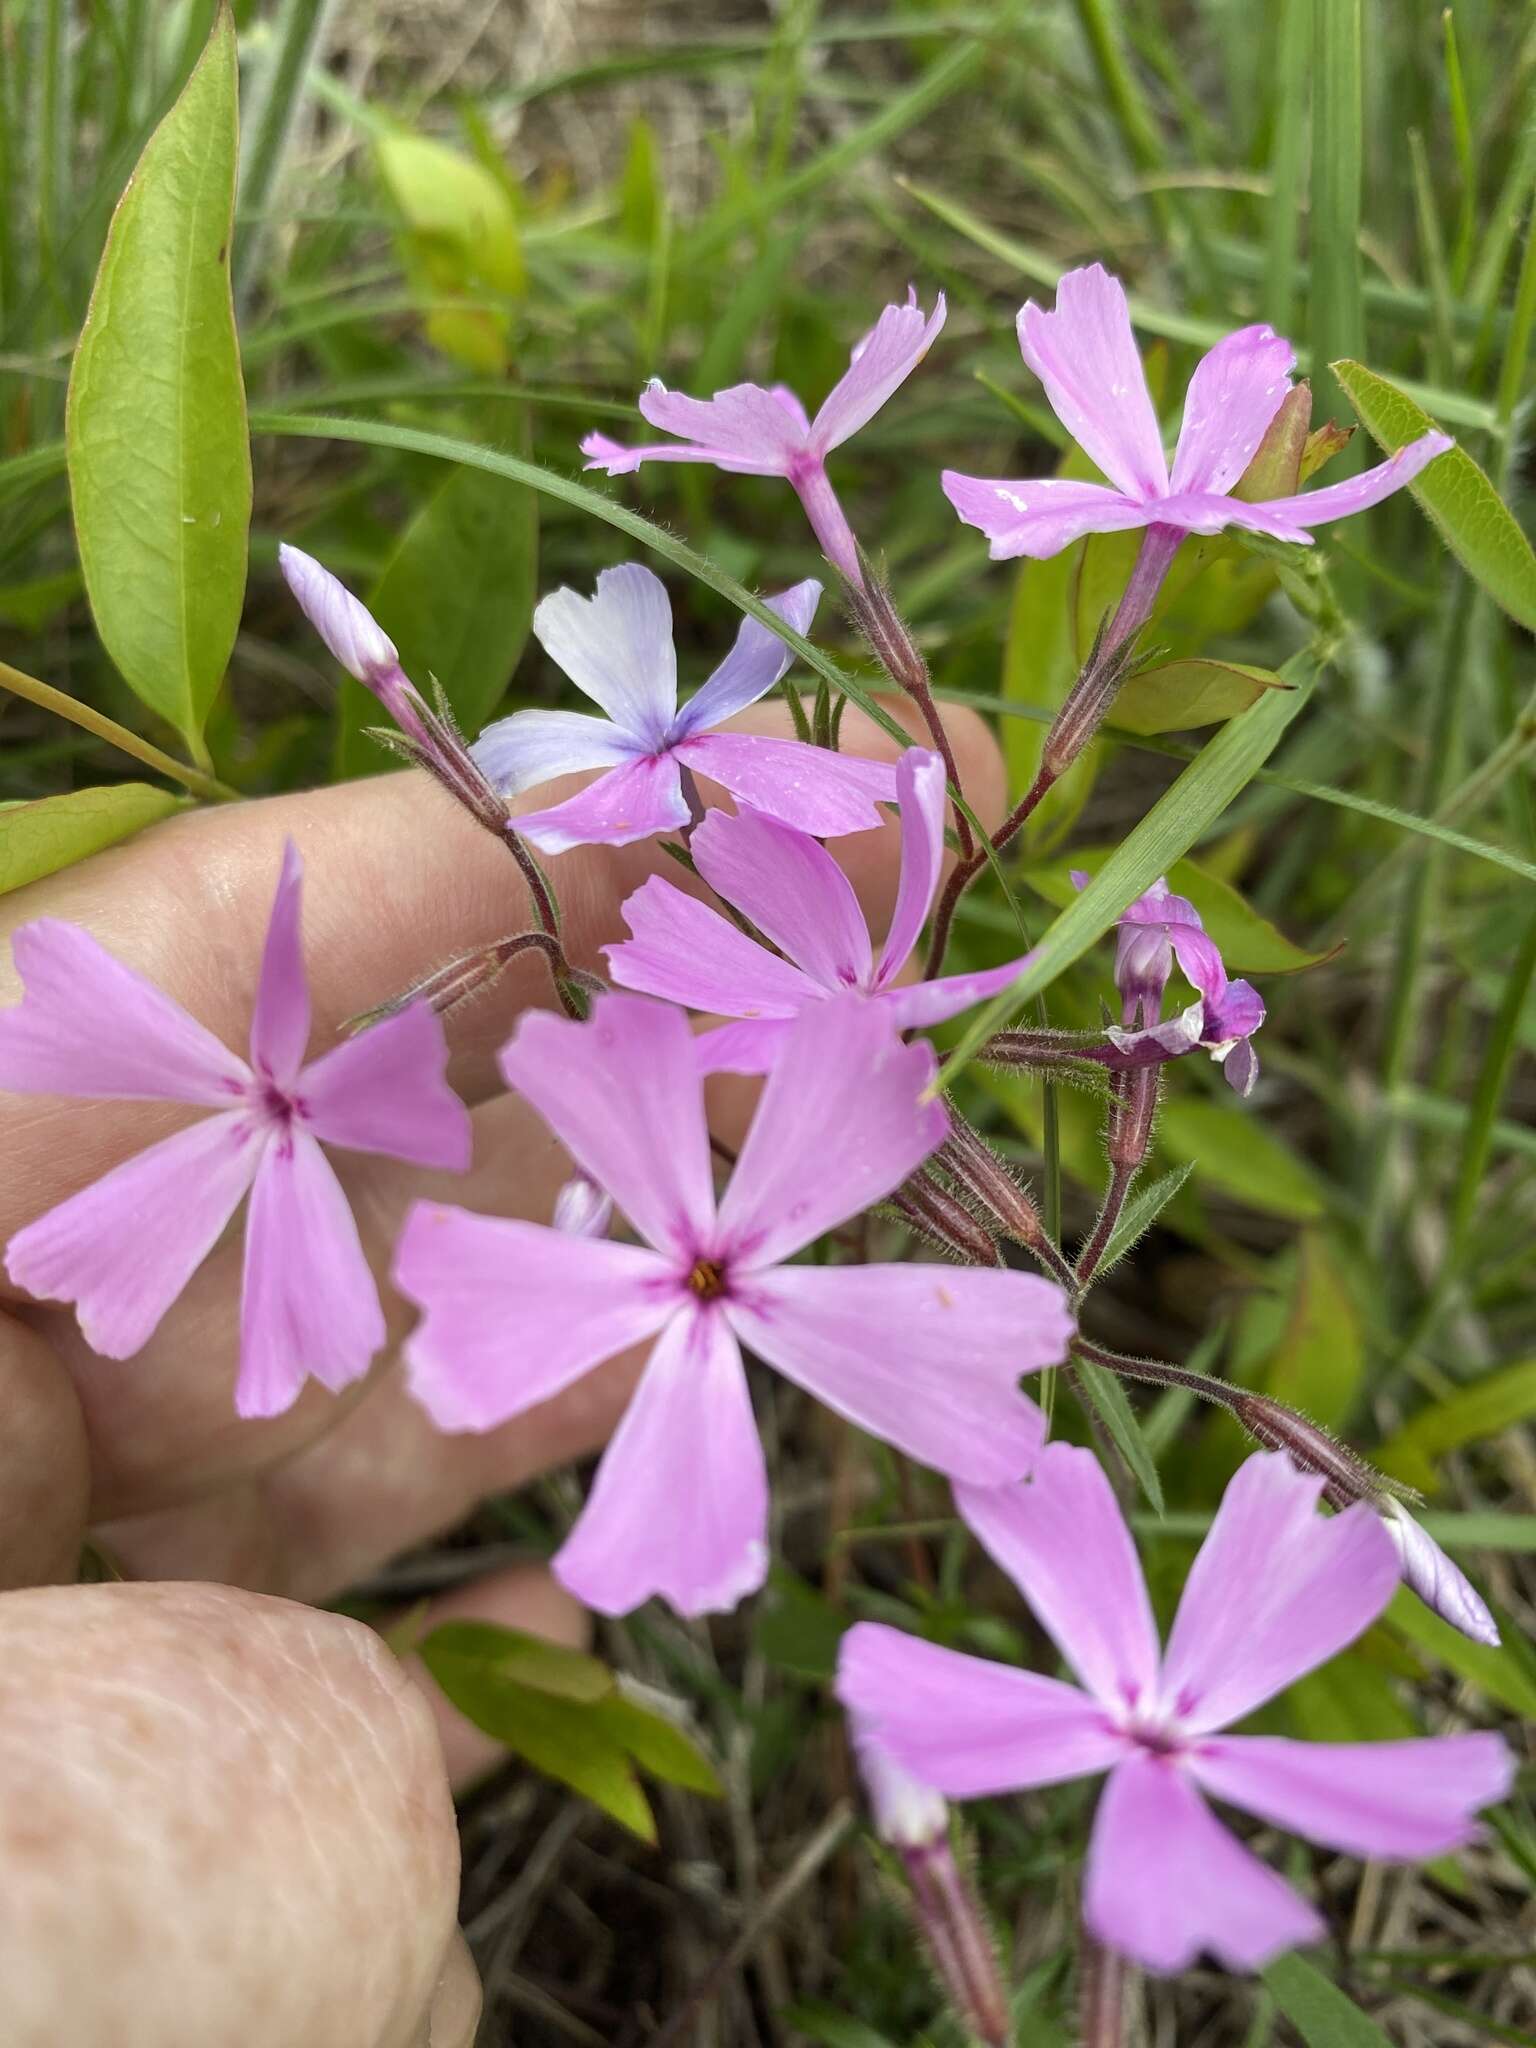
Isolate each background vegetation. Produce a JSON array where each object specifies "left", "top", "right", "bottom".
[{"left": 1, "top": 0, "right": 1533, "bottom": 2040}]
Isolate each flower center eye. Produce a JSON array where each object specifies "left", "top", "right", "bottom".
[
  {"left": 688, "top": 1258, "right": 727, "bottom": 1301},
  {"left": 257, "top": 1079, "right": 297, "bottom": 1125}
]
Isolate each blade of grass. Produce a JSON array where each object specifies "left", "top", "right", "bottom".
[
  {"left": 1443, "top": 8, "right": 1477, "bottom": 289},
  {"left": 1309, "top": 0, "right": 1365, "bottom": 447},
  {"left": 1264, "top": 0, "right": 1310, "bottom": 334},
  {"left": 235, "top": 0, "right": 336, "bottom": 299},
  {"left": 1407, "top": 129, "right": 1455, "bottom": 386}
]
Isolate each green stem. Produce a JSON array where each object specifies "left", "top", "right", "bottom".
[{"left": 0, "top": 660, "right": 239, "bottom": 803}]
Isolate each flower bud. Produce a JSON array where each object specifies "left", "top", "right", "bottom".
[
  {"left": 891, "top": 1172, "right": 1000, "bottom": 1266},
  {"left": 1378, "top": 1497, "right": 1500, "bottom": 1647},
  {"left": 553, "top": 1173, "right": 614, "bottom": 1240},
  {"left": 279, "top": 543, "right": 410, "bottom": 699},
  {"left": 936, "top": 1117, "right": 1044, "bottom": 1249},
  {"left": 853, "top": 1734, "right": 1009, "bottom": 2048}
]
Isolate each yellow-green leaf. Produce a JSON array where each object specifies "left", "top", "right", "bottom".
[
  {"left": 66, "top": 4, "right": 250, "bottom": 757},
  {"left": 592, "top": 1695, "right": 720, "bottom": 1798},
  {"left": 1108, "top": 657, "right": 1291, "bottom": 735},
  {"left": 1158, "top": 1097, "right": 1326, "bottom": 1218},
  {"left": 1024, "top": 848, "right": 1334, "bottom": 974},
  {"left": 1333, "top": 358, "right": 1536, "bottom": 630},
  {"left": 1377, "top": 1355, "right": 1536, "bottom": 1492},
  {"left": 0, "top": 784, "right": 182, "bottom": 895},
  {"left": 376, "top": 131, "right": 524, "bottom": 293},
  {"left": 418, "top": 1619, "right": 614, "bottom": 1705}
]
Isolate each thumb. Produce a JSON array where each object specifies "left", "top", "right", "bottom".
[{"left": 0, "top": 1582, "right": 468, "bottom": 2048}]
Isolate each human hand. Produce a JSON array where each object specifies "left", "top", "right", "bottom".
[{"left": 0, "top": 695, "right": 1003, "bottom": 2047}]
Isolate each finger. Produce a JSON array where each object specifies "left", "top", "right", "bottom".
[
  {"left": 0, "top": 1581, "right": 462, "bottom": 2048},
  {"left": 0, "top": 1308, "right": 88, "bottom": 1588}
]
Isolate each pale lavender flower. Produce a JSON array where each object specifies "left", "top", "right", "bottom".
[
  {"left": 839, "top": 1445, "right": 1512, "bottom": 1975},
  {"left": 552, "top": 1172, "right": 613, "bottom": 1240},
  {"left": 606, "top": 749, "right": 1033, "bottom": 1073},
  {"left": 470, "top": 565, "right": 896, "bottom": 852},
  {"left": 394, "top": 994, "right": 1071, "bottom": 1618},
  {"left": 944, "top": 264, "right": 1451, "bottom": 561},
  {"left": 0, "top": 843, "right": 471, "bottom": 1418},
  {"left": 1081, "top": 873, "right": 1265, "bottom": 1095},
  {"left": 581, "top": 289, "right": 946, "bottom": 583},
  {"left": 1379, "top": 1497, "right": 1500, "bottom": 1647}
]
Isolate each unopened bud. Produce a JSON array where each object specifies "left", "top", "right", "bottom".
[
  {"left": 346, "top": 931, "right": 565, "bottom": 1032},
  {"left": 1378, "top": 1497, "right": 1500, "bottom": 1647},
  {"left": 553, "top": 1173, "right": 613, "bottom": 1240},
  {"left": 1234, "top": 1394, "right": 1385, "bottom": 1508},
  {"left": 1233, "top": 383, "right": 1311, "bottom": 503},
  {"left": 891, "top": 1172, "right": 1000, "bottom": 1265},
  {"left": 1106, "top": 1065, "right": 1159, "bottom": 1172},
  {"left": 853, "top": 1734, "right": 1009, "bottom": 2048},
  {"left": 936, "top": 1117, "right": 1043, "bottom": 1249}
]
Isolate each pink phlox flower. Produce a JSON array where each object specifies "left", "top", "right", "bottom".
[
  {"left": 470, "top": 564, "right": 895, "bottom": 852},
  {"left": 1078, "top": 872, "right": 1264, "bottom": 1096},
  {"left": 581, "top": 289, "right": 946, "bottom": 582},
  {"left": 943, "top": 263, "right": 1452, "bottom": 560},
  {"left": 838, "top": 1445, "right": 1513, "bottom": 1975},
  {"left": 393, "top": 993, "right": 1072, "bottom": 1618},
  {"left": 0, "top": 842, "right": 472, "bottom": 1418},
  {"left": 606, "top": 748, "right": 1034, "bottom": 1073}
]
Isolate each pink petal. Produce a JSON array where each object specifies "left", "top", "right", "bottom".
[
  {"left": 499, "top": 993, "right": 717, "bottom": 1259},
  {"left": 581, "top": 430, "right": 727, "bottom": 475},
  {"left": 0, "top": 920, "right": 251, "bottom": 1105},
  {"left": 513, "top": 753, "right": 691, "bottom": 854},
  {"left": 531, "top": 564, "right": 677, "bottom": 742},
  {"left": 674, "top": 732, "right": 896, "bottom": 837},
  {"left": 811, "top": 289, "right": 947, "bottom": 452},
  {"left": 691, "top": 805, "right": 872, "bottom": 988},
  {"left": 940, "top": 471, "right": 1153, "bottom": 559},
  {"left": 669, "top": 580, "right": 823, "bottom": 737},
  {"left": 394, "top": 1203, "right": 677, "bottom": 1430},
  {"left": 298, "top": 1002, "right": 472, "bottom": 1170},
  {"left": 277, "top": 543, "right": 399, "bottom": 684},
  {"left": 836, "top": 1623, "right": 1124, "bottom": 1798},
  {"left": 236, "top": 1129, "right": 385, "bottom": 1418},
  {"left": 1085, "top": 1753, "right": 1324, "bottom": 1974},
  {"left": 248, "top": 840, "right": 311, "bottom": 1088},
  {"left": 1159, "top": 1454, "right": 1400, "bottom": 1734},
  {"left": 5, "top": 1112, "right": 262, "bottom": 1357},
  {"left": 955, "top": 1445, "right": 1160, "bottom": 1715},
  {"left": 876, "top": 957, "right": 1034, "bottom": 1032},
  {"left": 605, "top": 876, "right": 819, "bottom": 1018},
  {"left": 729, "top": 1263, "right": 1057, "bottom": 1485},
  {"left": 694, "top": 1018, "right": 795, "bottom": 1075},
  {"left": 1242, "top": 428, "right": 1453, "bottom": 528},
  {"left": 469, "top": 708, "right": 641, "bottom": 800},
  {"left": 716, "top": 998, "right": 945, "bottom": 1267},
  {"left": 1016, "top": 266, "right": 1168, "bottom": 498},
  {"left": 1189, "top": 1732, "right": 1514, "bottom": 1862},
  {"left": 637, "top": 378, "right": 809, "bottom": 474},
  {"left": 767, "top": 383, "right": 813, "bottom": 434},
  {"left": 874, "top": 749, "right": 946, "bottom": 987},
  {"left": 1168, "top": 324, "right": 1297, "bottom": 496},
  {"left": 1150, "top": 488, "right": 1314, "bottom": 543},
  {"left": 553, "top": 1307, "right": 768, "bottom": 1617}
]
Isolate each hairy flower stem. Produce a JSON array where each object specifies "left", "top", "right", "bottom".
[
  {"left": 923, "top": 527, "right": 1184, "bottom": 979},
  {"left": 902, "top": 1839, "right": 1011, "bottom": 2048},
  {"left": 846, "top": 559, "right": 973, "bottom": 858},
  {"left": 1078, "top": 1925, "right": 1131, "bottom": 2048},
  {"left": 1069, "top": 1337, "right": 1247, "bottom": 1417}
]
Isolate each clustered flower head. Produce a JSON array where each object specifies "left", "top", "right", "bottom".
[{"left": 0, "top": 258, "right": 1507, "bottom": 2000}]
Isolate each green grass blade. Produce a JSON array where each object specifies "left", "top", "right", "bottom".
[{"left": 1309, "top": 0, "right": 1365, "bottom": 441}]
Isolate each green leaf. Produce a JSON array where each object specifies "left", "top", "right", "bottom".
[
  {"left": 337, "top": 418, "right": 539, "bottom": 774},
  {"left": 591, "top": 1694, "right": 721, "bottom": 1797},
  {"left": 1379, "top": 1355, "right": 1536, "bottom": 1492},
  {"left": 65, "top": 3, "right": 250, "bottom": 760},
  {"left": 1387, "top": 1585, "right": 1536, "bottom": 1719},
  {"left": 1024, "top": 848, "right": 1334, "bottom": 974},
  {"left": 1333, "top": 358, "right": 1536, "bottom": 631},
  {"left": 1158, "top": 1098, "right": 1326, "bottom": 1219},
  {"left": 1262, "top": 1953, "right": 1395, "bottom": 2048},
  {"left": 417, "top": 1619, "right": 614, "bottom": 1704},
  {"left": 1285, "top": 1649, "right": 1418, "bottom": 1745},
  {"left": 1108, "top": 657, "right": 1291, "bottom": 736},
  {"left": 754, "top": 1567, "right": 849, "bottom": 1684},
  {"left": 1075, "top": 1359, "right": 1165, "bottom": 1514},
  {"left": 1259, "top": 1230, "right": 1365, "bottom": 1432},
  {"left": 619, "top": 117, "right": 665, "bottom": 246},
  {"left": 375, "top": 131, "right": 524, "bottom": 293},
  {"left": 935, "top": 652, "right": 1320, "bottom": 1090},
  {"left": 1097, "top": 1161, "right": 1195, "bottom": 1274},
  {"left": 0, "top": 784, "right": 183, "bottom": 894}
]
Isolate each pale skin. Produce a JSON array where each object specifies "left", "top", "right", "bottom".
[{"left": 0, "top": 696, "right": 1003, "bottom": 2048}]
